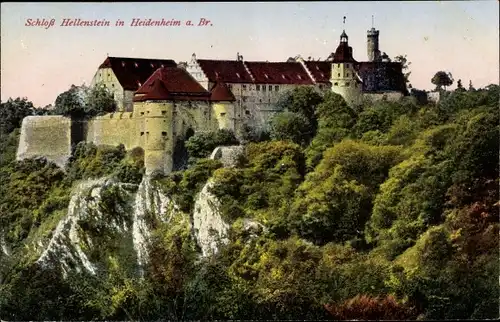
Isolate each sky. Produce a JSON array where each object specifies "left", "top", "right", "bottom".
[{"left": 1, "top": 1, "right": 499, "bottom": 107}]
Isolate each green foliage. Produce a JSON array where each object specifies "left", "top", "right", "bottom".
[
  {"left": 431, "top": 71, "right": 454, "bottom": 90},
  {"left": 53, "top": 83, "right": 116, "bottom": 119},
  {"left": 269, "top": 111, "right": 314, "bottom": 146},
  {"left": 306, "top": 92, "right": 357, "bottom": 170},
  {"left": 276, "top": 86, "right": 323, "bottom": 133},
  {"left": 185, "top": 129, "right": 239, "bottom": 160},
  {"left": 210, "top": 141, "right": 305, "bottom": 229},
  {"left": 156, "top": 158, "right": 222, "bottom": 213},
  {"left": 1, "top": 84, "right": 498, "bottom": 320},
  {"left": 394, "top": 54, "right": 412, "bottom": 85},
  {"left": 0, "top": 98, "right": 34, "bottom": 134}
]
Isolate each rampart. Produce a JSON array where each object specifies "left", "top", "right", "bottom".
[{"left": 16, "top": 116, "right": 72, "bottom": 169}]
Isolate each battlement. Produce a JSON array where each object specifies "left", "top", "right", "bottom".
[{"left": 367, "top": 28, "right": 379, "bottom": 36}]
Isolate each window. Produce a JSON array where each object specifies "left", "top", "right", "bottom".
[
  {"left": 268, "top": 85, "right": 272, "bottom": 91},
  {"left": 147, "top": 111, "right": 150, "bottom": 114},
  {"left": 263, "top": 86, "right": 266, "bottom": 92},
  {"left": 103, "top": 84, "right": 106, "bottom": 88},
  {"left": 275, "top": 85, "right": 279, "bottom": 91},
  {"left": 161, "top": 132, "right": 167, "bottom": 136},
  {"left": 140, "top": 132, "right": 144, "bottom": 136},
  {"left": 228, "top": 84, "right": 232, "bottom": 90},
  {"left": 346, "top": 64, "right": 350, "bottom": 68},
  {"left": 161, "top": 111, "right": 167, "bottom": 115},
  {"left": 346, "top": 82, "right": 350, "bottom": 86},
  {"left": 334, "top": 82, "right": 338, "bottom": 86},
  {"left": 140, "top": 112, "right": 144, "bottom": 115},
  {"left": 245, "top": 110, "right": 250, "bottom": 115},
  {"left": 111, "top": 84, "right": 114, "bottom": 88},
  {"left": 146, "top": 132, "right": 149, "bottom": 135},
  {"left": 220, "top": 112, "right": 226, "bottom": 117},
  {"left": 242, "top": 84, "right": 247, "bottom": 90},
  {"left": 337, "top": 64, "right": 340, "bottom": 68},
  {"left": 256, "top": 85, "right": 260, "bottom": 91}
]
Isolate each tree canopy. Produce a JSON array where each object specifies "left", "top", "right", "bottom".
[
  {"left": 431, "top": 71, "right": 454, "bottom": 91},
  {"left": 53, "top": 83, "right": 116, "bottom": 119}
]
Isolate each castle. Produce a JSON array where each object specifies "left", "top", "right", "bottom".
[{"left": 17, "top": 26, "right": 407, "bottom": 175}]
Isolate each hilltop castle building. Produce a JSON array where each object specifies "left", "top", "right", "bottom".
[{"left": 17, "top": 26, "right": 408, "bottom": 175}]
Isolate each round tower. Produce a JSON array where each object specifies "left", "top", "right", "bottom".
[
  {"left": 367, "top": 27, "right": 380, "bottom": 62},
  {"left": 330, "top": 30, "right": 363, "bottom": 106}
]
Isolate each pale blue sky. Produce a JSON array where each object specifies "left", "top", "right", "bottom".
[{"left": 1, "top": 1, "right": 498, "bottom": 107}]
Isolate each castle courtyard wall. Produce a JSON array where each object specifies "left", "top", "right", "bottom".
[
  {"left": 16, "top": 116, "right": 72, "bottom": 169},
  {"left": 86, "top": 112, "right": 142, "bottom": 150}
]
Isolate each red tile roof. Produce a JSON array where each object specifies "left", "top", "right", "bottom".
[
  {"left": 134, "top": 67, "right": 211, "bottom": 101},
  {"left": 197, "top": 60, "right": 253, "bottom": 83},
  {"left": 303, "top": 61, "right": 331, "bottom": 83},
  {"left": 244, "top": 62, "right": 314, "bottom": 85},
  {"left": 99, "top": 57, "right": 177, "bottom": 91},
  {"left": 210, "top": 82, "right": 236, "bottom": 102}
]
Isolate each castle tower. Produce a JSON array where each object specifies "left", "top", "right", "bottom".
[
  {"left": 330, "top": 27, "right": 363, "bottom": 107},
  {"left": 367, "top": 16, "right": 381, "bottom": 62},
  {"left": 210, "top": 80, "right": 237, "bottom": 131}
]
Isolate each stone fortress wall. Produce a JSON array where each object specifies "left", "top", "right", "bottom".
[
  {"left": 17, "top": 100, "right": 225, "bottom": 175},
  {"left": 16, "top": 116, "right": 72, "bottom": 169}
]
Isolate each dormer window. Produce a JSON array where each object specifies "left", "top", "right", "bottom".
[
  {"left": 236, "top": 72, "right": 240, "bottom": 78},
  {"left": 282, "top": 74, "right": 286, "bottom": 80},
  {"left": 122, "top": 61, "right": 126, "bottom": 67},
  {"left": 320, "top": 73, "right": 325, "bottom": 77},
  {"left": 264, "top": 74, "right": 269, "bottom": 79},
  {"left": 150, "top": 63, "right": 155, "bottom": 68},
  {"left": 161, "top": 64, "right": 164, "bottom": 68},
  {"left": 316, "top": 66, "right": 320, "bottom": 71},
  {"left": 297, "top": 75, "right": 302, "bottom": 80},
  {"left": 137, "top": 81, "right": 142, "bottom": 86},
  {"left": 134, "top": 62, "right": 138, "bottom": 67}
]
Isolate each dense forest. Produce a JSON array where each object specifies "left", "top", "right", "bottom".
[{"left": 0, "top": 84, "right": 498, "bottom": 320}]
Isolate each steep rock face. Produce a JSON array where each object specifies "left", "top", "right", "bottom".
[
  {"left": 35, "top": 176, "right": 178, "bottom": 277},
  {"left": 192, "top": 181, "right": 230, "bottom": 257},
  {"left": 210, "top": 145, "right": 244, "bottom": 168}
]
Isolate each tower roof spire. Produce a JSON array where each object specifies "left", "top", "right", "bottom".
[{"left": 372, "top": 15, "right": 374, "bottom": 28}]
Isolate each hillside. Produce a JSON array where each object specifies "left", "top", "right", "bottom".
[{"left": 0, "top": 86, "right": 498, "bottom": 320}]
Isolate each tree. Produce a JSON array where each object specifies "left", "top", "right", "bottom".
[
  {"left": 275, "top": 86, "right": 323, "bottom": 135},
  {"left": 53, "top": 83, "right": 116, "bottom": 119},
  {"left": 456, "top": 79, "right": 465, "bottom": 92},
  {"left": 269, "top": 112, "right": 314, "bottom": 146},
  {"left": 394, "top": 55, "right": 412, "bottom": 86},
  {"left": 468, "top": 80, "right": 475, "bottom": 91},
  {"left": 431, "top": 71, "right": 454, "bottom": 91},
  {"left": 0, "top": 97, "right": 34, "bottom": 134},
  {"left": 85, "top": 83, "right": 117, "bottom": 117},
  {"left": 53, "top": 84, "right": 88, "bottom": 118}
]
